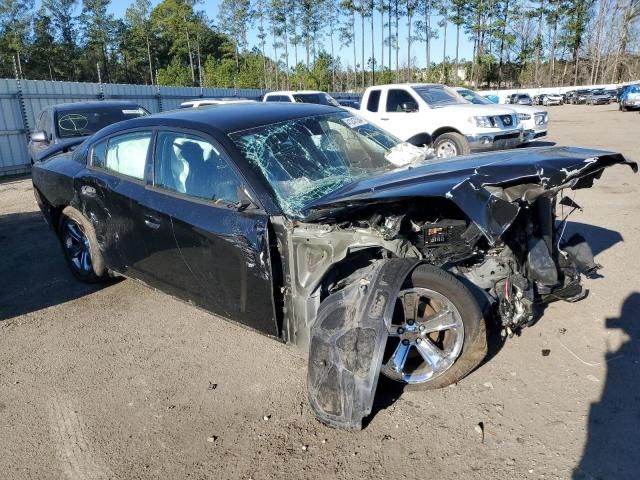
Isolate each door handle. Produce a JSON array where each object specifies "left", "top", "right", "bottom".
[
  {"left": 380, "top": 117, "right": 389, "bottom": 121},
  {"left": 144, "top": 215, "right": 161, "bottom": 230}
]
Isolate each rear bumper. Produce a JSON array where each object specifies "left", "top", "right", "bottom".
[{"left": 466, "top": 129, "right": 524, "bottom": 151}]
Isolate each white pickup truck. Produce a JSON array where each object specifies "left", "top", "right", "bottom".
[{"left": 351, "top": 83, "right": 523, "bottom": 157}]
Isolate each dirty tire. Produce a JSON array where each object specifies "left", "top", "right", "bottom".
[
  {"left": 60, "top": 206, "right": 108, "bottom": 283},
  {"left": 433, "top": 132, "right": 471, "bottom": 158},
  {"left": 401, "top": 264, "right": 487, "bottom": 390}
]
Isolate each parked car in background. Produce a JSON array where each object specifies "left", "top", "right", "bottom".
[
  {"left": 507, "top": 93, "right": 533, "bottom": 106},
  {"left": 353, "top": 83, "right": 522, "bottom": 157},
  {"left": 31, "top": 103, "right": 637, "bottom": 430},
  {"left": 542, "top": 93, "right": 563, "bottom": 106},
  {"left": 336, "top": 98, "right": 361, "bottom": 109},
  {"left": 619, "top": 84, "right": 640, "bottom": 111},
  {"left": 179, "top": 98, "right": 257, "bottom": 108},
  {"left": 605, "top": 89, "right": 617, "bottom": 102},
  {"left": 586, "top": 89, "right": 611, "bottom": 105},
  {"left": 263, "top": 90, "right": 341, "bottom": 107},
  {"left": 564, "top": 91, "right": 575, "bottom": 104},
  {"left": 28, "top": 101, "right": 149, "bottom": 164},
  {"left": 455, "top": 87, "right": 548, "bottom": 143},
  {"left": 569, "top": 89, "right": 591, "bottom": 104}
]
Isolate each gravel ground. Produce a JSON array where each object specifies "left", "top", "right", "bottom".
[{"left": 1, "top": 104, "right": 639, "bottom": 480}]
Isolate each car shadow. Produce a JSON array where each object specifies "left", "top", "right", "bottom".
[
  {"left": 562, "top": 221, "right": 624, "bottom": 257},
  {"left": 0, "top": 211, "right": 111, "bottom": 321},
  {"left": 573, "top": 292, "right": 640, "bottom": 480}
]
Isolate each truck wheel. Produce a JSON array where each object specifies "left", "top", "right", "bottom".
[
  {"left": 433, "top": 132, "right": 470, "bottom": 158},
  {"left": 381, "top": 264, "right": 487, "bottom": 390},
  {"left": 59, "top": 206, "right": 108, "bottom": 283}
]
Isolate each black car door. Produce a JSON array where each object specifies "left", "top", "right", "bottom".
[
  {"left": 78, "top": 129, "right": 155, "bottom": 277},
  {"left": 138, "top": 129, "right": 278, "bottom": 337}
]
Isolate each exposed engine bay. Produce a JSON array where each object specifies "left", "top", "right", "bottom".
[{"left": 331, "top": 194, "right": 598, "bottom": 335}]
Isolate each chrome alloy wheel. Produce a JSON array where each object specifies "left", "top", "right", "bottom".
[
  {"left": 435, "top": 140, "right": 458, "bottom": 158},
  {"left": 63, "top": 220, "right": 92, "bottom": 274},
  {"left": 381, "top": 288, "right": 465, "bottom": 384}
]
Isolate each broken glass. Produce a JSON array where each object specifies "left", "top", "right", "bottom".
[{"left": 230, "top": 112, "right": 408, "bottom": 217}]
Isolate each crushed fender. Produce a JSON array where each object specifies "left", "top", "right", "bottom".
[{"left": 307, "top": 258, "right": 420, "bottom": 430}]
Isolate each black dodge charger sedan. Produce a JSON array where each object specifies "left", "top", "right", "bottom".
[{"left": 32, "top": 103, "right": 636, "bottom": 429}]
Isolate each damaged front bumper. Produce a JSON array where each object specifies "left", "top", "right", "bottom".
[{"left": 290, "top": 147, "right": 637, "bottom": 430}]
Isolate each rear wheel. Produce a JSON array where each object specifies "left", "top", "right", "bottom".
[
  {"left": 433, "top": 132, "right": 470, "bottom": 158},
  {"left": 381, "top": 265, "right": 487, "bottom": 390},
  {"left": 60, "top": 206, "right": 108, "bottom": 283}
]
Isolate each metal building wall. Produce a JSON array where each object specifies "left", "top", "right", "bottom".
[{"left": 0, "top": 79, "right": 265, "bottom": 177}]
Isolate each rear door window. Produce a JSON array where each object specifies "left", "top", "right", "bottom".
[
  {"left": 367, "top": 90, "right": 381, "bottom": 112},
  {"left": 91, "top": 131, "right": 152, "bottom": 181}
]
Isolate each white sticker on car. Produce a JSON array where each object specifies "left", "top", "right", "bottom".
[{"left": 342, "top": 116, "right": 368, "bottom": 128}]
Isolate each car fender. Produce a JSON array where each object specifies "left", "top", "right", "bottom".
[{"left": 307, "top": 258, "right": 421, "bottom": 430}]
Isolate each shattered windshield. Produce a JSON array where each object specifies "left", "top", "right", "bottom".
[
  {"left": 412, "top": 85, "right": 467, "bottom": 107},
  {"left": 230, "top": 112, "right": 402, "bottom": 217},
  {"left": 457, "top": 89, "right": 492, "bottom": 105}
]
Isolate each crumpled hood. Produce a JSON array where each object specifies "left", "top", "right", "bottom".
[{"left": 304, "top": 146, "right": 637, "bottom": 243}]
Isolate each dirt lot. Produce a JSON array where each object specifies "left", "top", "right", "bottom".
[{"left": 1, "top": 104, "right": 639, "bottom": 480}]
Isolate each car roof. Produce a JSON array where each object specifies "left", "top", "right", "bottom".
[
  {"left": 95, "top": 102, "right": 341, "bottom": 137},
  {"left": 265, "top": 90, "right": 325, "bottom": 96},
  {"left": 50, "top": 100, "right": 143, "bottom": 112}
]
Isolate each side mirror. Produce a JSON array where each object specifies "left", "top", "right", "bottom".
[
  {"left": 236, "top": 187, "right": 257, "bottom": 212},
  {"left": 401, "top": 101, "right": 418, "bottom": 113},
  {"left": 406, "top": 133, "right": 433, "bottom": 147},
  {"left": 31, "top": 131, "right": 48, "bottom": 143}
]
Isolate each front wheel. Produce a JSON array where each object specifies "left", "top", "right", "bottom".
[
  {"left": 381, "top": 264, "right": 487, "bottom": 390},
  {"left": 60, "top": 206, "right": 108, "bottom": 283},
  {"left": 433, "top": 132, "right": 470, "bottom": 158}
]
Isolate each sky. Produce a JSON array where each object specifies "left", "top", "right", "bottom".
[{"left": 101, "top": 0, "right": 476, "bottom": 70}]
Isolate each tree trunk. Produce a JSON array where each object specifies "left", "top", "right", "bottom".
[
  {"left": 146, "top": 34, "right": 153, "bottom": 85},
  {"left": 498, "top": 0, "right": 509, "bottom": 89},
  {"left": 381, "top": 1, "right": 385, "bottom": 71},
  {"left": 183, "top": 13, "right": 196, "bottom": 84},
  {"left": 441, "top": 8, "right": 447, "bottom": 82},
  {"left": 352, "top": 13, "right": 357, "bottom": 88},
  {"left": 549, "top": 16, "right": 557, "bottom": 85},
  {"left": 388, "top": 0, "right": 392, "bottom": 73},
  {"left": 394, "top": 0, "right": 399, "bottom": 81},
  {"left": 407, "top": 11, "right": 412, "bottom": 81},
  {"left": 361, "top": 8, "right": 365, "bottom": 87},
  {"left": 455, "top": 22, "right": 459, "bottom": 84},
  {"left": 283, "top": 22, "right": 290, "bottom": 89},
  {"left": 371, "top": 4, "right": 375, "bottom": 85}
]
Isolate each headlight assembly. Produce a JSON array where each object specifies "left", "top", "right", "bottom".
[{"left": 470, "top": 116, "right": 496, "bottom": 128}]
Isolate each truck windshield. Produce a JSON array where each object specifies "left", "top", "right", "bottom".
[
  {"left": 456, "top": 89, "right": 492, "bottom": 105},
  {"left": 412, "top": 85, "right": 467, "bottom": 107},
  {"left": 292, "top": 93, "right": 341, "bottom": 107},
  {"left": 230, "top": 112, "right": 402, "bottom": 217}
]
